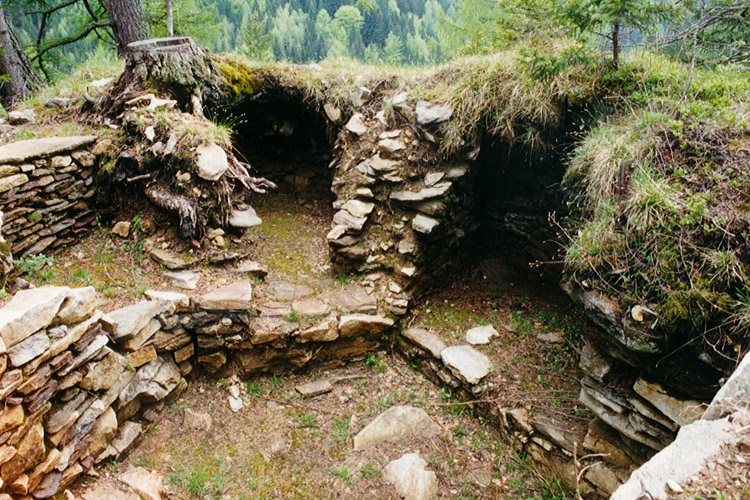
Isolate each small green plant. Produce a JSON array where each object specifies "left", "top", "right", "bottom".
[
  {"left": 360, "top": 461, "right": 380, "bottom": 479},
  {"left": 70, "top": 268, "right": 91, "bottom": 285},
  {"left": 284, "top": 308, "right": 300, "bottom": 322},
  {"left": 297, "top": 411, "right": 318, "bottom": 428},
  {"left": 14, "top": 253, "right": 56, "bottom": 281},
  {"left": 365, "top": 354, "right": 387, "bottom": 373},
  {"left": 329, "top": 466, "right": 354, "bottom": 484},
  {"left": 332, "top": 416, "right": 349, "bottom": 442},
  {"left": 246, "top": 380, "right": 261, "bottom": 396},
  {"left": 26, "top": 212, "right": 41, "bottom": 222},
  {"left": 453, "top": 425, "right": 469, "bottom": 438},
  {"left": 218, "top": 378, "right": 229, "bottom": 389}
]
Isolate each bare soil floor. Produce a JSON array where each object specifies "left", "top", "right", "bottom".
[{"left": 15, "top": 191, "right": 587, "bottom": 500}]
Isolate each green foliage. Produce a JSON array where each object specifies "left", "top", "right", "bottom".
[
  {"left": 360, "top": 460, "right": 380, "bottom": 479},
  {"left": 14, "top": 253, "right": 56, "bottom": 282},
  {"left": 329, "top": 466, "right": 354, "bottom": 484}
]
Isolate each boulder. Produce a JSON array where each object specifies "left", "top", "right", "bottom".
[
  {"left": 195, "top": 143, "right": 228, "bottom": 181},
  {"left": 0, "top": 174, "right": 29, "bottom": 193},
  {"left": 112, "top": 221, "right": 131, "bottom": 238},
  {"left": 390, "top": 184, "right": 451, "bottom": 203},
  {"left": 384, "top": 453, "right": 438, "bottom": 500},
  {"left": 118, "top": 467, "right": 164, "bottom": 500},
  {"left": 232, "top": 260, "right": 268, "bottom": 278},
  {"left": 0, "top": 286, "right": 69, "bottom": 348},
  {"left": 295, "top": 380, "right": 333, "bottom": 398},
  {"left": 80, "top": 350, "right": 128, "bottom": 391},
  {"left": 353, "top": 406, "right": 440, "bottom": 450},
  {"left": 199, "top": 281, "right": 252, "bottom": 311},
  {"left": 8, "top": 110, "right": 35, "bottom": 125},
  {"left": 229, "top": 207, "right": 262, "bottom": 228},
  {"left": 465, "top": 325, "right": 499, "bottom": 345},
  {"left": 391, "top": 92, "right": 411, "bottom": 113},
  {"left": 332, "top": 210, "right": 367, "bottom": 232},
  {"left": 704, "top": 349, "right": 750, "bottom": 420},
  {"left": 441, "top": 345, "right": 492, "bottom": 384},
  {"left": 345, "top": 113, "right": 368, "bottom": 136},
  {"left": 342, "top": 200, "right": 375, "bottom": 218},
  {"left": 144, "top": 290, "right": 190, "bottom": 312},
  {"left": 323, "top": 103, "right": 342, "bottom": 123},
  {"left": 415, "top": 101, "right": 452, "bottom": 125},
  {"left": 8, "top": 331, "right": 50, "bottom": 367},
  {"left": 633, "top": 377, "right": 705, "bottom": 426},
  {"left": 339, "top": 314, "right": 394, "bottom": 338},
  {"left": 353, "top": 86, "right": 371, "bottom": 107},
  {"left": 295, "top": 316, "right": 338, "bottom": 343},
  {"left": 611, "top": 415, "right": 744, "bottom": 500}
]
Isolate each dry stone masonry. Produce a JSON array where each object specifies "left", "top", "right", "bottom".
[
  {"left": 0, "top": 280, "right": 397, "bottom": 498},
  {"left": 0, "top": 137, "right": 99, "bottom": 258}
]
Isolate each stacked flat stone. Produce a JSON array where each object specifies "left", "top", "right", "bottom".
[
  {"left": 0, "top": 137, "right": 100, "bottom": 257},
  {"left": 0, "top": 285, "right": 193, "bottom": 498},
  {"left": 397, "top": 327, "right": 639, "bottom": 499}
]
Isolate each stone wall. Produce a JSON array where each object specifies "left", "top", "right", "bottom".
[
  {"left": 0, "top": 281, "right": 397, "bottom": 498},
  {"left": 0, "top": 137, "right": 100, "bottom": 258},
  {"left": 397, "top": 327, "right": 637, "bottom": 498}
]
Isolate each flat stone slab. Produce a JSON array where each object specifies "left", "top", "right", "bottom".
[
  {"left": 320, "top": 286, "right": 377, "bottom": 313},
  {"left": 412, "top": 214, "right": 439, "bottom": 234},
  {"left": 292, "top": 297, "right": 331, "bottom": 316},
  {"left": 0, "top": 136, "right": 97, "bottom": 164},
  {"left": 390, "top": 184, "right": 451, "bottom": 203},
  {"left": 102, "top": 300, "right": 162, "bottom": 341},
  {"left": 384, "top": 453, "right": 439, "bottom": 500},
  {"left": 268, "top": 281, "right": 314, "bottom": 300},
  {"left": 441, "top": 345, "right": 492, "bottom": 384},
  {"left": 402, "top": 328, "right": 446, "bottom": 358},
  {"left": 199, "top": 282, "right": 253, "bottom": 311},
  {"left": 465, "top": 325, "right": 499, "bottom": 345},
  {"left": 232, "top": 260, "right": 268, "bottom": 278},
  {"left": 295, "top": 380, "right": 333, "bottom": 398},
  {"left": 339, "top": 314, "right": 394, "bottom": 338},
  {"left": 0, "top": 286, "right": 69, "bottom": 349},
  {"left": 149, "top": 248, "right": 192, "bottom": 270},
  {"left": 353, "top": 406, "right": 440, "bottom": 450},
  {"left": 164, "top": 270, "right": 201, "bottom": 290}
]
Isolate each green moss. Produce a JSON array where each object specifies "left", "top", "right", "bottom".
[{"left": 216, "top": 59, "right": 265, "bottom": 96}]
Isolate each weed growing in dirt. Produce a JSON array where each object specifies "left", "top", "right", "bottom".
[
  {"left": 365, "top": 354, "right": 387, "bottom": 373},
  {"left": 332, "top": 416, "right": 349, "bottom": 442},
  {"left": 329, "top": 466, "right": 354, "bottom": 484},
  {"left": 297, "top": 411, "right": 318, "bottom": 428},
  {"left": 246, "top": 380, "right": 262, "bottom": 396},
  {"left": 360, "top": 461, "right": 381, "bottom": 479},
  {"left": 14, "top": 253, "right": 56, "bottom": 283}
]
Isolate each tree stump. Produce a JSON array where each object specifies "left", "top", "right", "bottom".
[{"left": 99, "top": 37, "right": 227, "bottom": 117}]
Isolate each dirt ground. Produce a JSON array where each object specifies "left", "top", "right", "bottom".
[{"left": 14, "top": 190, "right": 586, "bottom": 500}]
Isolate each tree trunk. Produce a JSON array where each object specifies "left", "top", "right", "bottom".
[
  {"left": 0, "top": 7, "right": 42, "bottom": 108},
  {"left": 166, "top": 0, "right": 174, "bottom": 37},
  {"left": 103, "top": 0, "right": 147, "bottom": 52},
  {"left": 611, "top": 20, "right": 620, "bottom": 68}
]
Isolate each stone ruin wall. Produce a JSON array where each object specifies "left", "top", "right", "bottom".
[
  {"left": 0, "top": 137, "right": 100, "bottom": 259},
  {"left": 0, "top": 280, "right": 402, "bottom": 498},
  {"left": 316, "top": 95, "right": 714, "bottom": 495},
  {"left": 0, "top": 82, "right": 735, "bottom": 497}
]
